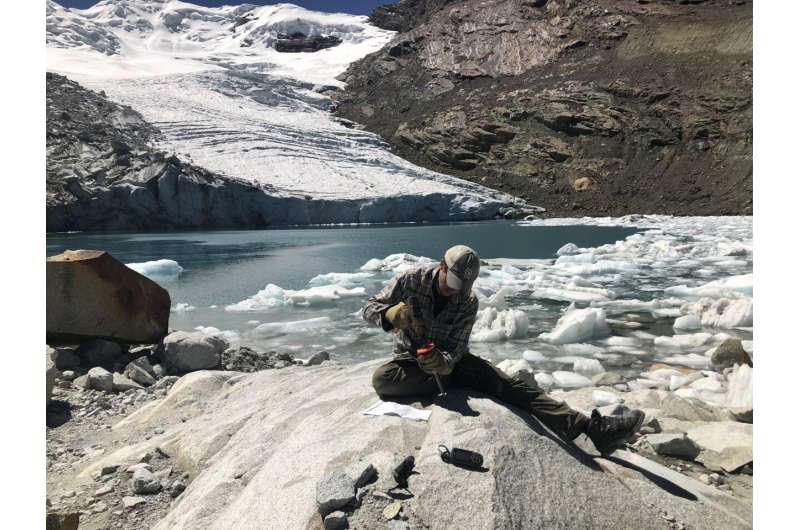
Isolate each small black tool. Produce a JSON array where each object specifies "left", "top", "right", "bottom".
[
  {"left": 392, "top": 455, "right": 415, "bottom": 488},
  {"left": 438, "top": 445, "right": 484, "bottom": 470}
]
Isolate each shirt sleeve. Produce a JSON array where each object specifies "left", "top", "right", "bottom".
[
  {"left": 441, "top": 296, "right": 479, "bottom": 367},
  {"left": 362, "top": 273, "right": 406, "bottom": 331}
]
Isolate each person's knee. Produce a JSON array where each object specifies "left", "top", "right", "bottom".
[{"left": 372, "top": 363, "right": 397, "bottom": 395}]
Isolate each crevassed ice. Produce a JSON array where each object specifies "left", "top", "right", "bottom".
[{"left": 47, "top": 1, "right": 513, "bottom": 210}]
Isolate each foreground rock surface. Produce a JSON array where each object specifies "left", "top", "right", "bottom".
[
  {"left": 71, "top": 360, "right": 751, "bottom": 529},
  {"left": 46, "top": 250, "right": 170, "bottom": 344}
]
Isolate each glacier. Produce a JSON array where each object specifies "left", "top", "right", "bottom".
[{"left": 46, "top": 0, "right": 520, "bottom": 227}]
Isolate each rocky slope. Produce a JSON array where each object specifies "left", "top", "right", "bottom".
[
  {"left": 48, "top": 359, "right": 752, "bottom": 530},
  {"left": 46, "top": 72, "right": 517, "bottom": 232},
  {"left": 335, "top": 0, "right": 752, "bottom": 216}
]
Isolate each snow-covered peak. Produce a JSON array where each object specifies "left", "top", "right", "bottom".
[{"left": 47, "top": 0, "right": 393, "bottom": 84}]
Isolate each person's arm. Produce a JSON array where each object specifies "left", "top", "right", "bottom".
[
  {"left": 362, "top": 273, "right": 407, "bottom": 331},
  {"left": 441, "top": 297, "right": 479, "bottom": 367}
]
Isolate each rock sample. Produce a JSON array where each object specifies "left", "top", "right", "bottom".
[
  {"left": 644, "top": 433, "right": 700, "bottom": 460},
  {"left": 159, "top": 331, "right": 228, "bottom": 373},
  {"left": 46, "top": 250, "right": 170, "bottom": 344},
  {"left": 77, "top": 362, "right": 752, "bottom": 529}
]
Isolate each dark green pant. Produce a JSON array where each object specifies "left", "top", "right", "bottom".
[{"left": 372, "top": 353, "right": 589, "bottom": 440}]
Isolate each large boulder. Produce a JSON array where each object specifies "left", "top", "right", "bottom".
[
  {"left": 76, "top": 361, "right": 751, "bottom": 529},
  {"left": 49, "top": 346, "right": 81, "bottom": 371},
  {"left": 47, "top": 250, "right": 170, "bottom": 344},
  {"left": 158, "top": 331, "right": 227, "bottom": 373}
]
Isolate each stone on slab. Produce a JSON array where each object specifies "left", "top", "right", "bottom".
[
  {"left": 125, "top": 356, "right": 157, "bottom": 385},
  {"left": 645, "top": 432, "right": 700, "bottom": 460},
  {"left": 323, "top": 511, "right": 348, "bottom": 530},
  {"left": 121, "top": 496, "right": 146, "bottom": 509},
  {"left": 592, "top": 372, "right": 625, "bottom": 386},
  {"left": 306, "top": 350, "right": 331, "bottom": 366},
  {"left": 159, "top": 331, "right": 227, "bottom": 373},
  {"left": 113, "top": 372, "right": 144, "bottom": 392},
  {"left": 88, "top": 367, "right": 114, "bottom": 393},
  {"left": 130, "top": 467, "right": 162, "bottom": 494},
  {"left": 316, "top": 472, "right": 355, "bottom": 517},
  {"left": 50, "top": 346, "right": 81, "bottom": 371},
  {"left": 710, "top": 338, "right": 752, "bottom": 371},
  {"left": 47, "top": 250, "right": 170, "bottom": 344}
]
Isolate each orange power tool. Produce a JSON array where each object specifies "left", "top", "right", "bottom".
[{"left": 415, "top": 340, "right": 447, "bottom": 396}]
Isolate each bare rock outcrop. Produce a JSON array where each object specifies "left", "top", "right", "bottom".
[
  {"left": 338, "top": 0, "right": 752, "bottom": 216},
  {"left": 73, "top": 360, "right": 751, "bottom": 529}
]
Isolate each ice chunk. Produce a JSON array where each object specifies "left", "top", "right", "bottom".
[
  {"left": 253, "top": 317, "right": 332, "bottom": 338},
  {"left": 680, "top": 298, "right": 753, "bottom": 328},
  {"left": 593, "top": 390, "right": 623, "bottom": 406},
  {"left": 126, "top": 259, "right": 183, "bottom": 279},
  {"left": 171, "top": 302, "right": 196, "bottom": 313},
  {"left": 496, "top": 359, "right": 532, "bottom": 379},
  {"left": 470, "top": 307, "right": 529, "bottom": 342},
  {"left": 573, "top": 358, "right": 604, "bottom": 375},
  {"left": 665, "top": 273, "right": 752, "bottom": 300},
  {"left": 193, "top": 325, "right": 240, "bottom": 344},
  {"left": 603, "top": 336, "right": 641, "bottom": 347},
  {"left": 673, "top": 314, "right": 702, "bottom": 331},
  {"left": 539, "top": 306, "right": 610, "bottom": 345},
  {"left": 669, "top": 372, "right": 704, "bottom": 391},
  {"left": 307, "top": 272, "right": 373, "bottom": 288},
  {"left": 522, "top": 349, "right": 546, "bottom": 362},
  {"left": 535, "top": 372, "right": 555, "bottom": 388},
  {"left": 360, "top": 253, "right": 434, "bottom": 273},
  {"left": 654, "top": 333, "right": 714, "bottom": 350},
  {"left": 689, "top": 376, "right": 725, "bottom": 393},
  {"left": 725, "top": 364, "right": 752, "bottom": 410},
  {"left": 646, "top": 368, "right": 686, "bottom": 382},
  {"left": 561, "top": 343, "right": 606, "bottom": 356},
  {"left": 552, "top": 371, "right": 593, "bottom": 389},
  {"left": 226, "top": 283, "right": 365, "bottom": 311},
  {"left": 556, "top": 242, "right": 581, "bottom": 256},
  {"left": 660, "top": 353, "right": 711, "bottom": 370}
]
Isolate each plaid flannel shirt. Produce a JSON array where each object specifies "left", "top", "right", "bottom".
[{"left": 362, "top": 264, "right": 479, "bottom": 367}]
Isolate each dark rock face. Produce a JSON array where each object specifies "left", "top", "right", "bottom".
[
  {"left": 274, "top": 32, "right": 342, "bottom": 52},
  {"left": 338, "top": 0, "right": 753, "bottom": 216}
]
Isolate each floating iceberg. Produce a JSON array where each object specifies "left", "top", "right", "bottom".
[
  {"left": 471, "top": 307, "right": 529, "bottom": 342},
  {"left": 226, "top": 283, "right": 365, "bottom": 311},
  {"left": 253, "top": 317, "right": 333, "bottom": 338},
  {"left": 539, "top": 306, "right": 610, "bottom": 345},
  {"left": 552, "top": 371, "right": 593, "bottom": 389},
  {"left": 126, "top": 259, "right": 183, "bottom": 280},
  {"left": 680, "top": 298, "right": 753, "bottom": 328}
]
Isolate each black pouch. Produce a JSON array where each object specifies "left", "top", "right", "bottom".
[{"left": 439, "top": 445, "right": 484, "bottom": 470}]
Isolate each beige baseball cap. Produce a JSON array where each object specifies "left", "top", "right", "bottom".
[{"left": 444, "top": 245, "right": 480, "bottom": 292}]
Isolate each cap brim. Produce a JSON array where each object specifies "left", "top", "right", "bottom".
[{"left": 446, "top": 269, "right": 473, "bottom": 292}]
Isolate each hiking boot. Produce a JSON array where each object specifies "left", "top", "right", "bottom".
[{"left": 585, "top": 408, "right": 645, "bottom": 454}]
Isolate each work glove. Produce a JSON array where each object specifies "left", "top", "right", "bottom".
[
  {"left": 385, "top": 302, "right": 413, "bottom": 330},
  {"left": 418, "top": 348, "right": 454, "bottom": 376}
]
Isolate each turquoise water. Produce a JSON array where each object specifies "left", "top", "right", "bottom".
[{"left": 47, "top": 221, "right": 638, "bottom": 362}]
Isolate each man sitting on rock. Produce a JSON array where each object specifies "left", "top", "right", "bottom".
[{"left": 363, "top": 244, "right": 644, "bottom": 454}]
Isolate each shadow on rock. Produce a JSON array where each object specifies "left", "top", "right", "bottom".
[{"left": 46, "top": 400, "right": 72, "bottom": 428}]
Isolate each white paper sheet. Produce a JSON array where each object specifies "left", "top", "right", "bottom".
[{"left": 362, "top": 400, "right": 432, "bottom": 422}]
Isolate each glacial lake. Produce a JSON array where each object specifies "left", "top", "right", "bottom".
[{"left": 47, "top": 218, "right": 753, "bottom": 383}]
